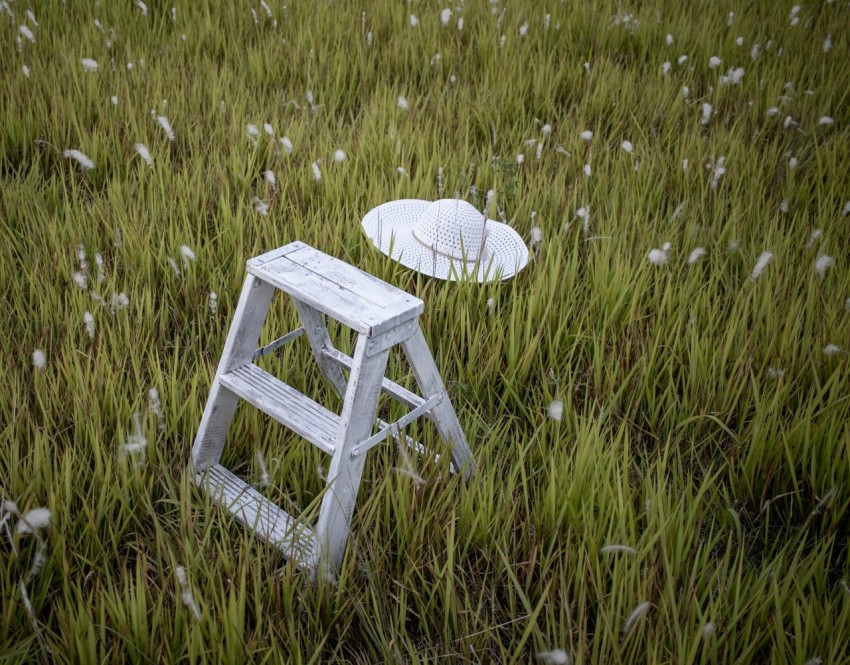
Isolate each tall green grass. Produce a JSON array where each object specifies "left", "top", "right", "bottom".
[{"left": 1, "top": 0, "right": 849, "bottom": 662}]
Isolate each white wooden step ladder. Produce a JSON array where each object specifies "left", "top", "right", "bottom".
[{"left": 191, "top": 241, "right": 475, "bottom": 579}]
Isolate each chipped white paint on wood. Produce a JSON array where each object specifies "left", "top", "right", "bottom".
[
  {"left": 314, "top": 333, "right": 390, "bottom": 578},
  {"left": 247, "top": 242, "right": 424, "bottom": 335},
  {"left": 293, "top": 299, "right": 348, "bottom": 398},
  {"left": 322, "top": 346, "right": 425, "bottom": 409},
  {"left": 192, "top": 274, "right": 275, "bottom": 470},
  {"left": 197, "top": 464, "right": 315, "bottom": 569},
  {"left": 402, "top": 327, "right": 476, "bottom": 480},
  {"left": 192, "top": 242, "right": 475, "bottom": 579},
  {"left": 219, "top": 364, "right": 339, "bottom": 455}
]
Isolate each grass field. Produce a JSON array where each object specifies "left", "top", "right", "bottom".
[{"left": 2, "top": 0, "right": 850, "bottom": 662}]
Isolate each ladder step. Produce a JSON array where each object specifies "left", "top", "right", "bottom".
[
  {"left": 248, "top": 242, "right": 424, "bottom": 336},
  {"left": 196, "top": 464, "right": 315, "bottom": 570},
  {"left": 322, "top": 347, "right": 425, "bottom": 410},
  {"left": 219, "top": 364, "right": 338, "bottom": 455}
]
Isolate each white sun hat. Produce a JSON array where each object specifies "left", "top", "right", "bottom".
[{"left": 361, "top": 198, "right": 529, "bottom": 282}]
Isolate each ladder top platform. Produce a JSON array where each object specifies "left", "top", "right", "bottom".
[{"left": 247, "top": 241, "right": 424, "bottom": 336}]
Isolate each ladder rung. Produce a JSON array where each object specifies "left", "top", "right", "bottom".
[
  {"left": 253, "top": 327, "right": 305, "bottom": 359},
  {"left": 196, "top": 464, "right": 315, "bottom": 570},
  {"left": 322, "top": 347, "right": 425, "bottom": 410},
  {"left": 351, "top": 394, "right": 442, "bottom": 458},
  {"left": 219, "top": 364, "right": 338, "bottom": 455}
]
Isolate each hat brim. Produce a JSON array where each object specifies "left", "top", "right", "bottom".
[{"left": 361, "top": 199, "right": 529, "bottom": 282}]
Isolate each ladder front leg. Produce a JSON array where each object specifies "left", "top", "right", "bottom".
[
  {"left": 314, "top": 334, "right": 390, "bottom": 578},
  {"left": 192, "top": 275, "right": 276, "bottom": 470}
]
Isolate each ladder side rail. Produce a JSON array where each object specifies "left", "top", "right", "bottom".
[
  {"left": 192, "top": 275, "right": 276, "bottom": 470},
  {"left": 401, "top": 327, "right": 476, "bottom": 480},
  {"left": 313, "top": 333, "right": 391, "bottom": 578}
]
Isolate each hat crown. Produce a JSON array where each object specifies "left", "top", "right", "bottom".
[{"left": 412, "top": 199, "right": 488, "bottom": 261}]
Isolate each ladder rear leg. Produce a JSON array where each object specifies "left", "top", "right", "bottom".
[
  {"left": 402, "top": 327, "right": 476, "bottom": 480},
  {"left": 293, "top": 299, "right": 348, "bottom": 398}
]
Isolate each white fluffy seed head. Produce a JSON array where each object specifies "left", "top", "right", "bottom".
[
  {"left": 63, "top": 149, "right": 95, "bottom": 170},
  {"left": 156, "top": 115, "right": 175, "bottom": 141},
  {"left": 397, "top": 96, "right": 409, "bottom": 111},
  {"left": 580, "top": 130, "right": 593, "bottom": 141},
  {"left": 32, "top": 349, "right": 46, "bottom": 369},
  {"left": 622, "top": 602, "right": 651, "bottom": 635},
  {"left": 84, "top": 311, "right": 95, "bottom": 338},
  {"left": 531, "top": 226, "right": 543, "bottom": 245},
  {"left": 583, "top": 164, "right": 591, "bottom": 177},
  {"left": 536, "top": 649, "right": 571, "bottom": 665},
  {"left": 19, "top": 25, "right": 35, "bottom": 43},
  {"left": 312, "top": 161, "right": 322, "bottom": 182},
  {"left": 600, "top": 544, "right": 638, "bottom": 555},
  {"left": 72, "top": 272, "right": 88, "bottom": 289},
  {"left": 823, "top": 344, "right": 844, "bottom": 356},
  {"left": 750, "top": 251, "right": 774, "bottom": 280},
  {"left": 252, "top": 197, "right": 269, "bottom": 215},
  {"left": 621, "top": 140, "right": 633, "bottom": 153},
  {"left": 334, "top": 149, "right": 346, "bottom": 162},
  {"left": 409, "top": 14, "right": 418, "bottom": 27},
  {"left": 134, "top": 143, "right": 153, "bottom": 166},
  {"left": 546, "top": 400, "right": 563, "bottom": 421},
  {"left": 702, "top": 622, "right": 716, "bottom": 639},
  {"left": 280, "top": 136, "right": 293, "bottom": 153},
  {"left": 818, "top": 116, "right": 835, "bottom": 126},
  {"left": 708, "top": 56, "right": 721, "bottom": 69},
  {"left": 208, "top": 291, "right": 218, "bottom": 314},
  {"left": 648, "top": 248, "right": 668, "bottom": 265},
  {"left": 81, "top": 58, "right": 98, "bottom": 72},
  {"left": 687, "top": 247, "right": 707, "bottom": 264},
  {"left": 16, "top": 507, "right": 51, "bottom": 534},
  {"left": 263, "top": 169, "right": 276, "bottom": 186},
  {"left": 440, "top": 8, "right": 451, "bottom": 26},
  {"left": 815, "top": 255, "right": 835, "bottom": 278}
]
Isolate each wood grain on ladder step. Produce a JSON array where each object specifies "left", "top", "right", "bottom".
[
  {"left": 219, "top": 364, "right": 338, "bottom": 455},
  {"left": 246, "top": 242, "right": 424, "bottom": 336},
  {"left": 196, "top": 464, "right": 315, "bottom": 569}
]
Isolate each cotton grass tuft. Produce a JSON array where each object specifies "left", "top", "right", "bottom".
[
  {"left": 536, "top": 649, "right": 570, "bottom": 665},
  {"left": 622, "top": 602, "right": 651, "bottom": 636},
  {"left": 63, "top": 149, "right": 95, "bottom": 171},
  {"left": 81, "top": 58, "right": 98, "bottom": 72},
  {"left": 688, "top": 247, "right": 707, "bottom": 264},
  {"left": 156, "top": 116, "right": 175, "bottom": 141},
  {"left": 815, "top": 255, "right": 834, "bottom": 279},
  {"left": 600, "top": 544, "right": 638, "bottom": 555},
  {"left": 750, "top": 252, "right": 774, "bottom": 280},
  {"left": 16, "top": 508, "right": 51, "bottom": 535},
  {"left": 32, "top": 349, "right": 46, "bottom": 369},
  {"left": 546, "top": 400, "right": 563, "bottom": 421},
  {"left": 134, "top": 143, "right": 153, "bottom": 166}
]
